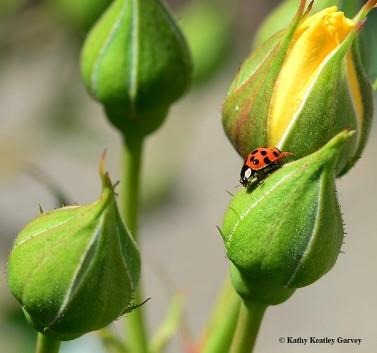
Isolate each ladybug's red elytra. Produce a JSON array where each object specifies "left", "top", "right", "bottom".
[{"left": 240, "top": 147, "right": 291, "bottom": 187}]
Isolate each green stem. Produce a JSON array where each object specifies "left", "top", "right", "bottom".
[
  {"left": 122, "top": 136, "right": 143, "bottom": 238},
  {"left": 122, "top": 136, "right": 149, "bottom": 353},
  {"left": 229, "top": 302, "right": 267, "bottom": 353},
  {"left": 201, "top": 278, "right": 241, "bottom": 353},
  {"left": 35, "top": 333, "right": 61, "bottom": 353}
]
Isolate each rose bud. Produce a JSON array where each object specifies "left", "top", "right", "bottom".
[
  {"left": 222, "top": 1, "right": 375, "bottom": 176},
  {"left": 7, "top": 160, "right": 140, "bottom": 340},
  {"left": 80, "top": 0, "right": 192, "bottom": 141},
  {"left": 220, "top": 130, "right": 353, "bottom": 305}
]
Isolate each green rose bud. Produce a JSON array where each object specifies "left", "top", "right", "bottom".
[
  {"left": 7, "top": 159, "right": 140, "bottom": 340},
  {"left": 81, "top": 0, "right": 192, "bottom": 141},
  {"left": 47, "top": 0, "right": 112, "bottom": 34},
  {"left": 220, "top": 130, "right": 352, "bottom": 305},
  {"left": 222, "top": 1, "right": 374, "bottom": 176}
]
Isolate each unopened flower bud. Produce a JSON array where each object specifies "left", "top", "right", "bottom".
[
  {"left": 222, "top": 1, "right": 374, "bottom": 175},
  {"left": 81, "top": 0, "right": 192, "bottom": 140},
  {"left": 220, "top": 130, "right": 353, "bottom": 305},
  {"left": 7, "top": 160, "right": 140, "bottom": 340}
]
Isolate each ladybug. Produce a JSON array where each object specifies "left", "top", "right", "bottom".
[{"left": 240, "top": 147, "right": 291, "bottom": 187}]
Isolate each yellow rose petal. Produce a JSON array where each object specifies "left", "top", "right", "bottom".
[{"left": 268, "top": 7, "right": 355, "bottom": 147}]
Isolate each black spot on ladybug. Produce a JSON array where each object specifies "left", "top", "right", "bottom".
[
  {"left": 264, "top": 157, "right": 271, "bottom": 164},
  {"left": 253, "top": 159, "right": 259, "bottom": 165},
  {"left": 260, "top": 150, "right": 267, "bottom": 156},
  {"left": 251, "top": 149, "right": 259, "bottom": 155},
  {"left": 249, "top": 156, "right": 255, "bottom": 162},
  {"left": 273, "top": 151, "right": 279, "bottom": 157}
]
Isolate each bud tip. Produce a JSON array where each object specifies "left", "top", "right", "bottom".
[{"left": 99, "top": 150, "right": 113, "bottom": 190}]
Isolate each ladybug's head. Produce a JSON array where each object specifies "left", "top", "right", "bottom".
[{"left": 240, "top": 165, "right": 253, "bottom": 187}]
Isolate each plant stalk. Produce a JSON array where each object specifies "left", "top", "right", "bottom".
[
  {"left": 201, "top": 278, "right": 241, "bottom": 353},
  {"left": 229, "top": 301, "right": 267, "bottom": 353},
  {"left": 35, "top": 333, "right": 61, "bottom": 353},
  {"left": 122, "top": 136, "right": 149, "bottom": 353}
]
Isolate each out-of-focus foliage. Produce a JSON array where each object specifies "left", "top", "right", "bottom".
[
  {"left": 179, "top": 0, "right": 235, "bottom": 85},
  {"left": 0, "top": 307, "right": 35, "bottom": 353},
  {"left": 0, "top": 0, "right": 26, "bottom": 18},
  {"left": 46, "top": 0, "right": 112, "bottom": 35}
]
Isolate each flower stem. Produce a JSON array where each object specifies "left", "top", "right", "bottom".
[
  {"left": 122, "top": 136, "right": 143, "bottom": 239},
  {"left": 201, "top": 278, "right": 241, "bottom": 353},
  {"left": 229, "top": 302, "right": 267, "bottom": 353},
  {"left": 35, "top": 333, "right": 61, "bottom": 353},
  {"left": 122, "top": 136, "right": 149, "bottom": 353}
]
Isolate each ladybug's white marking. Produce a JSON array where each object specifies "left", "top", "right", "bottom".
[{"left": 244, "top": 168, "right": 252, "bottom": 179}]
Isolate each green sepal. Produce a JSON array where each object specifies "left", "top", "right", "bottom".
[
  {"left": 222, "top": 1, "right": 306, "bottom": 157},
  {"left": 221, "top": 131, "right": 352, "bottom": 305},
  {"left": 339, "top": 38, "right": 374, "bottom": 175},
  {"left": 7, "top": 168, "right": 140, "bottom": 340},
  {"left": 358, "top": 9, "right": 377, "bottom": 86},
  {"left": 81, "top": 0, "right": 192, "bottom": 141}
]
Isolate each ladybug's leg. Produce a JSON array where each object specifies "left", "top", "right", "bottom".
[
  {"left": 255, "top": 170, "right": 268, "bottom": 184},
  {"left": 255, "top": 164, "right": 282, "bottom": 184}
]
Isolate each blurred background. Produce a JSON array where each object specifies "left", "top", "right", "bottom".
[{"left": 0, "top": 0, "right": 376, "bottom": 352}]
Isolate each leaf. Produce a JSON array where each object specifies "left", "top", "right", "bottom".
[{"left": 98, "top": 328, "right": 129, "bottom": 353}]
